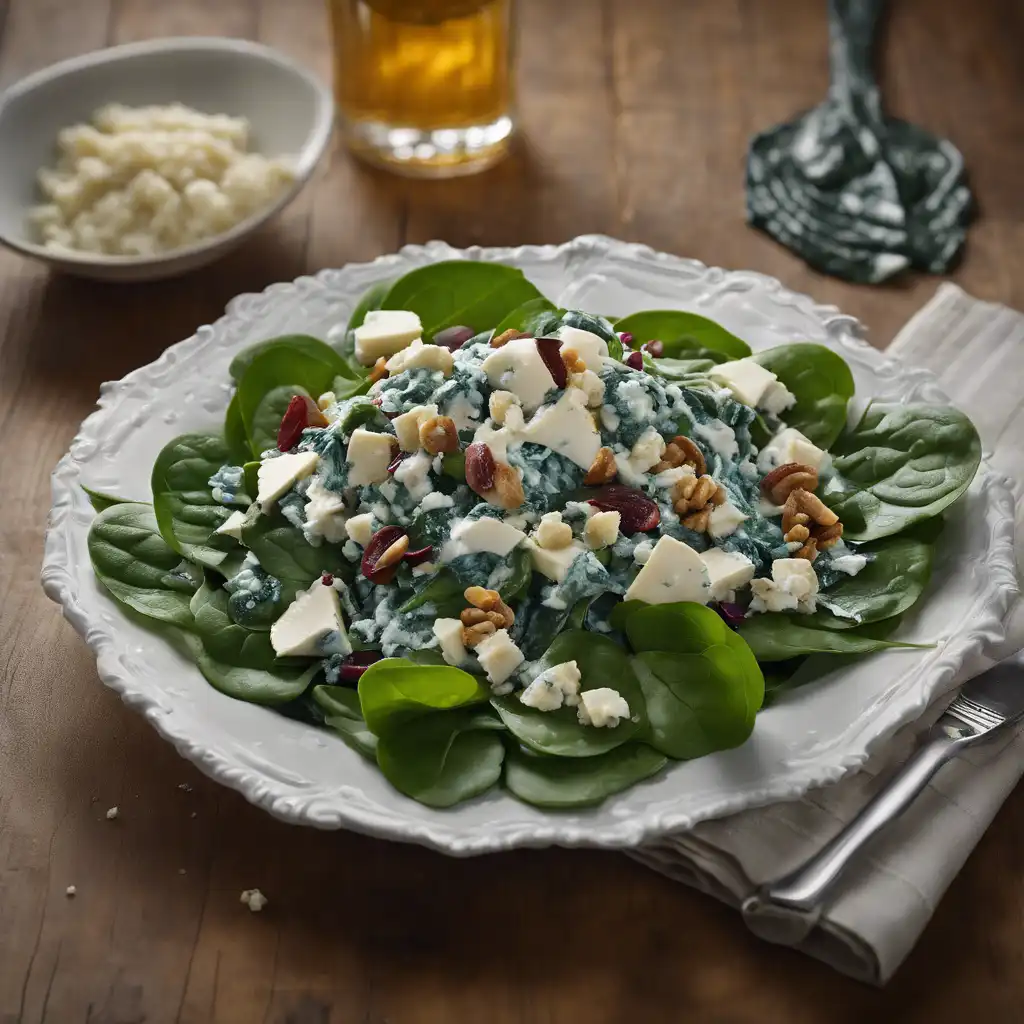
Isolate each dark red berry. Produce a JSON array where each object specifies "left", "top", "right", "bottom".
[
  {"left": 387, "top": 450, "right": 409, "bottom": 474},
  {"left": 619, "top": 332, "right": 634, "bottom": 348},
  {"left": 643, "top": 339, "right": 665, "bottom": 358},
  {"left": 433, "top": 325, "right": 476, "bottom": 351},
  {"left": 277, "top": 395, "right": 326, "bottom": 451},
  {"left": 535, "top": 337, "right": 568, "bottom": 389},
  {"left": 404, "top": 544, "right": 434, "bottom": 566},
  {"left": 587, "top": 485, "right": 661, "bottom": 533},
  {"left": 337, "top": 649, "right": 383, "bottom": 683},
  {"left": 716, "top": 603, "right": 746, "bottom": 630},
  {"left": 361, "top": 526, "right": 407, "bottom": 584},
  {"left": 625, "top": 351, "right": 644, "bottom": 371},
  {"left": 321, "top": 572, "right": 334, "bottom": 587}
]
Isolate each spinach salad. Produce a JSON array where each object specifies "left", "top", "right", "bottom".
[{"left": 86, "top": 261, "right": 982, "bottom": 809}]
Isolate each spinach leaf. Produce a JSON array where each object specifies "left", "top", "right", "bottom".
[
  {"left": 196, "top": 650, "right": 318, "bottom": 705},
  {"left": 312, "top": 684, "right": 378, "bottom": 760},
  {"left": 241, "top": 515, "right": 349, "bottom": 592},
  {"left": 735, "top": 615, "right": 924, "bottom": 661},
  {"left": 189, "top": 583, "right": 282, "bottom": 670},
  {"left": 380, "top": 261, "right": 544, "bottom": 341},
  {"left": 494, "top": 297, "right": 562, "bottom": 337},
  {"left": 613, "top": 310, "right": 751, "bottom": 359},
  {"left": 823, "top": 403, "right": 981, "bottom": 541},
  {"left": 500, "top": 546, "right": 534, "bottom": 604},
  {"left": 491, "top": 631, "right": 645, "bottom": 757},
  {"left": 345, "top": 280, "right": 392, "bottom": 333},
  {"left": 375, "top": 708, "right": 505, "bottom": 807},
  {"left": 82, "top": 486, "right": 136, "bottom": 513},
  {"left": 88, "top": 503, "right": 201, "bottom": 629},
  {"left": 560, "top": 310, "right": 621, "bottom": 357},
  {"left": 398, "top": 569, "right": 466, "bottom": 616},
  {"left": 151, "top": 433, "right": 236, "bottom": 569},
  {"left": 504, "top": 742, "right": 667, "bottom": 809},
  {"left": 229, "top": 335, "right": 347, "bottom": 383},
  {"left": 753, "top": 344, "right": 855, "bottom": 448},
  {"left": 224, "top": 393, "right": 252, "bottom": 462},
  {"left": 357, "top": 658, "right": 490, "bottom": 736},
  {"left": 817, "top": 535, "right": 933, "bottom": 626}
]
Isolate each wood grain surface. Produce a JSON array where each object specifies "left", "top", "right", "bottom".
[{"left": 1, "top": 1, "right": 1022, "bottom": 1021}]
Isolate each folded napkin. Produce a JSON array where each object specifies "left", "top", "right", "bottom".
[{"left": 629, "top": 283, "right": 1024, "bottom": 985}]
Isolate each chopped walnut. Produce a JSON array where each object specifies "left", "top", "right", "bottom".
[
  {"left": 369, "top": 357, "right": 389, "bottom": 384},
  {"left": 419, "top": 415, "right": 459, "bottom": 454},
  {"left": 761, "top": 463, "right": 819, "bottom": 505},
  {"left": 584, "top": 446, "right": 617, "bottom": 486},
  {"left": 781, "top": 489, "right": 842, "bottom": 561},
  {"left": 672, "top": 473, "right": 726, "bottom": 533},
  {"left": 462, "top": 620, "right": 497, "bottom": 647},
  {"left": 654, "top": 434, "right": 706, "bottom": 476},
  {"left": 561, "top": 348, "right": 586, "bottom": 374},
  {"left": 461, "top": 587, "right": 514, "bottom": 645},
  {"left": 490, "top": 328, "right": 527, "bottom": 348}
]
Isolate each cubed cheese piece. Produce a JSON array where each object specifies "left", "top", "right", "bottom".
[
  {"left": 756, "top": 427, "right": 829, "bottom": 473},
  {"left": 393, "top": 403, "right": 438, "bottom": 451},
  {"left": 346, "top": 428, "right": 394, "bottom": 486},
  {"left": 577, "top": 687, "right": 630, "bottom": 728},
  {"left": 215, "top": 509, "right": 247, "bottom": 541},
  {"left": 708, "top": 501, "right": 747, "bottom": 539},
  {"left": 302, "top": 477, "right": 347, "bottom": 544},
  {"left": 556, "top": 325, "right": 608, "bottom": 371},
  {"left": 481, "top": 337, "right": 556, "bottom": 411},
  {"left": 441, "top": 515, "right": 526, "bottom": 561},
  {"left": 570, "top": 368, "right": 605, "bottom": 407},
  {"left": 624, "top": 535, "right": 710, "bottom": 605},
  {"left": 749, "top": 558, "right": 820, "bottom": 614},
  {"left": 519, "top": 660, "right": 582, "bottom": 711},
  {"left": 257, "top": 451, "right": 318, "bottom": 509},
  {"left": 709, "top": 358, "right": 793, "bottom": 412},
  {"left": 527, "top": 538, "right": 585, "bottom": 583},
  {"left": 488, "top": 389, "right": 520, "bottom": 425},
  {"left": 629, "top": 427, "right": 667, "bottom": 474},
  {"left": 270, "top": 581, "right": 351, "bottom": 658},
  {"left": 475, "top": 629, "right": 524, "bottom": 687},
  {"left": 385, "top": 339, "right": 454, "bottom": 376},
  {"left": 521, "top": 389, "right": 601, "bottom": 470},
  {"left": 345, "top": 512, "right": 375, "bottom": 546},
  {"left": 352, "top": 309, "right": 422, "bottom": 365},
  {"left": 700, "top": 548, "right": 755, "bottom": 602},
  {"left": 534, "top": 511, "right": 573, "bottom": 550},
  {"left": 432, "top": 617, "right": 467, "bottom": 667},
  {"left": 830, "top": 552, "right": 867, "bottom": 576},
  {"left": 585, "top": 510, "right": 620, "bottom": 549}
]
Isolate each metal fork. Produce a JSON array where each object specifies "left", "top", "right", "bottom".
[{"left": 742, "top": 659, "right": 1024, "bottom": 945}]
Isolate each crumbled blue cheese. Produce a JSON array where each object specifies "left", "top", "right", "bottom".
[
  {"left": 475, "top": 629, "right": 525, "bottom": 687},
  {"left": 519, "top": 660, "right": 582, "bottom": 711},
  {"left": 757, "top": 427, "right": 829, "bottom": 473},
  {"left": 694, "top": 419, "right": 738, "bottom": 460},
  {"left": 386, "top": 339, "right": 453, "bottom": 376},
  {"left": 208, "top": 464, "right": 246, "bottom": 506},
  {"left": 256, "top": 451, "right": 318, "bottom": 509},
  {"left": 346, "top": 429, "right": 394, "bottom": 486},
  {"left": 481, "top": 337, "right": 553, "bottom": 410},
  {"left": 527, "top": 538, "right": 585, "bottom": 583},
  {"left": 441, "top": 516, "right": 526, "bottom": 560},
  {"left": 577, "top": 687, "right": 630, "bottom": 728},
  {"left": 432, "top": 617, "right": 467, "bottom": 666},
  {"left": 831, "top": 553, "right": 868, "bottom": 576},
  {"left": 521, "top": 389, "right": 602, "bottom": 470},
  {"left": 270, "top": 580, "right": 351, "bottom": 658},
  {"left": 708, "top": 501, "right": 747, "bottom": 539},
  {"left": 393, "top": 451, "right": 434, "bottom": 501},
  {"left": 302, "top": 477, "right": 347, "bottom": 545},
  {"left": 416, "top": 491, "right": 454, "bottom": 513},
  {"left": 353, "top": 309, "right": 422, "bottom": 365},
  {"left": 615, "top": 378, "right": 655, "bottom": 421},
  {"left": 700, "top": 548, "right": 755, "bottom": 601},
  {"left": 749, "top": 558, "right": 819, "bottom": 614},
  {"left": 215, "top": 509, "right": 248, "bottom": 541},
  {"left": 625, "top": 535, "right": 710, "bottom": 604},
  {"left": 632, "top": 539, "right": 654, "bottom": 564}
]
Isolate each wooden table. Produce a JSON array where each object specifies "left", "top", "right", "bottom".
[{"left": 1, "top": 1, "right": 1022, "bottom": 1020}]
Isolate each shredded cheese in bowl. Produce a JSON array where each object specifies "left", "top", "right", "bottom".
[{"left": 28, "top": 103, "right": 296, "bottom": 257}]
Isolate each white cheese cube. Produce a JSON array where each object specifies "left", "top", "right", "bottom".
[
  {"left": 700, "top": 548, "right": 755, "bottom": 602},
  {"left": 270, "top": 581, "right": 351, "bottom": 658},
  {"left": 521, "top": 389, "right": 601, "bottom": 470},
  {"left": 761, "top": 379, "right": 797, "bottom": 415},
  {"left": 709, "top": 358, "right": 784, "bottom": 409},
  {"left": 577, "top": 687, "right": 630, "bottom": 728},
  {"left": 475, "top": 629, "right": 524, "bottom": 687},
  {"left": 527, "top": 538, "right": 585, "bottom": 583},
  {"left": 346, "top": 428, "right": 394, "bottom": 486},
  {"left": 585, "top": 510, "right": 620, "bottom": 549},
  {"left": 570, "top": 368, "right": 605, "bottom": 407},
  {"left": 534, "top": 511, "right": 573, "bottom": 550},
  {"left": 345, "top": 512, "right": 375, "bottom": 547},
  {"left": 257, "top": 451, "right": 318, "bottom": 510},
  {"left": 481, "top": 337, "right": 556, "bottom": 411},
  {"left": 708, "top": 501, "right": 747, "bottom": 539},
  {"left": 624, "top": 535, "right": 710, "bottom": 605},
  {"left": 441, "top": 515, "right": 526, "bottom": 561},
  {"left": 488, "top": 389, "right": 521, "bottom": 425},
  {"left": 392, "top": 403, "right": 438, "bottom": 452},
  {"left": 352, "top": 309, "right": 422, "bottom": 365},
  {"left": 756, "top": 427, "right": 829, "bottom": 473},
  {"left": 215, "top": 509, "right": 247, "bottom": 541},
  {"left": 302, "top": 477, "right": 347, "bottom": 544},
  {"left": 432, "top": 617, "right": 467, "bottom": 667},
  {"left": 385, "top": 339, "right": 454, "bottom": 377},
  {"left": 519, "top": 660, "right": 582, "bottom": 711},
  {"left": 556, "top": 325, "right": 608, "bottom": 371},
  {"left": 749, "top": 557, "right": 820, "bottom": 614}
]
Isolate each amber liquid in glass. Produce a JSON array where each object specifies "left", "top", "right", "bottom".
[{"left": 328, "top": 0, "right": 516, "bottom": 176}]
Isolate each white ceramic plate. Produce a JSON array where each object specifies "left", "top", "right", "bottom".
[{"left": 42, "top": 236, "right": 1018, "bottom": 855}]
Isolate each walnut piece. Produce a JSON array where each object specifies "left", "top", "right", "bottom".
[
  {"left": 561, "top": 348, "right": 586, "bottom": 374},
  {"left": 490, "top": 328, "right": 527, "bottom": 348},
  {"left": 781, "top": 489, "right": 842, "bottom": 561},
  {"left": 761, "top": 463, "right": 819, "bottom": 506},
  {"left": 460, "top": 587, "right": 514, "bottom": 646},
  {"left": 671, "top": 473, "right": 726, "bottom": 533},
  {"left": 462, "top": 620, "right": 497, "bottom": 647},
  {"left": 419, "top": 415, "right": 459, "bottom": 454},
  {"left": 584, "top": 446, "right": 618, "bottom": 486},
  {"left": 369, "top": 357, "right": 389, "bottom": 384},
  {"left": 654, "top": 434, "right": 706, "bottom": 476}
]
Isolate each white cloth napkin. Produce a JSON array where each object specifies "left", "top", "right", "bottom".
[{"left": 628, "top": 283, "right": 1024, "bottom": 985}]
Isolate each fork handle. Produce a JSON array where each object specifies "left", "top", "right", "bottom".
[{"left": 741, "top": 731, "right": 963, "bottom": 944}]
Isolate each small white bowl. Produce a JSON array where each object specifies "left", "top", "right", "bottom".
[{"left": 0, "top": 37, "right": 334, "bottom": 282}]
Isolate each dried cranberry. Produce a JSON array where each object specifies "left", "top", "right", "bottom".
[
  {"left": 361, "top": 525, "right": 407, "bottom": 584},
  {"left": 277, "top": 394, "right": 324, "bottom": 451},
  {"left": 404, "top": 544, "right": 434, "bottom": 566},
  {"left": 619, "top": 332, "right": 634, "bottom": 348},
  {"left": 465, "top": 442, "right": 497, "bottom": 495},
  {"left": 337, "top": 649, "right": 383, "bottom": 683},
  {"left": 535, "top": 337, "right": 568, "bottom": 389},
  {"left": 387, "top": 450, "right": 409, "bottom": 474},
  {"left": 643, "top": 339, "right": 665, "bottom": 358},
  {"left": 625, "top": 350, "right": 644, "bottom": 371},
  {"left": 321, "top": 572, "right": 334, "bottom": 587},
  {"left": 433, "top": 325, "right": 476, "bottom": 351},
  {"left": 716, "top": 603, "right": 746, "bottom": 630},
  {"left": 587, "top": 485, "right": 661, "bottom": 533}
]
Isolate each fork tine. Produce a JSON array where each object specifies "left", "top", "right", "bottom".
[{"left": 945, "top": 695, "right": 1006, "bottom": 733}]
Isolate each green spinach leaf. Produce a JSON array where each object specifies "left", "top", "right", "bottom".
[
  {"left": 196, "top": 650, "right": 318, "bottom": 705},
  {"left": 613, "top": 310, "right": 751, "bottom": 359},
  {"left": 224, "top": 393, "right": 252, "bottom": 462},
  {"left": 312, "top": 684, "right": 378, "bottom": 760},
  {"left": 82, "top": 486, "right": 136, "bottom": 513},
  {"left": 249, "top": 384, "right": 311, "bottom": 457},
  {"left": 735, "top": 615, "right": 925, "bottom": 661},
  {"left": 753, "top": 344, "right": 855, "bottom": 448},
  {"left": 494, "top": 297, "right": 562, "bottom": 337},
  {"left": 345, "top": 280, "right": 392, "bottom": 334},
  {"left": 240, "top": 515, "right": 349, "bottom": 593},
  {"left": 503, "top": 742, "right": 666, "bottom": 809},
  {"left": 189, "top": 583, "right": 282, "bottom": 670},
  {"left": 229, "top": 335, "right": 347, "bottom": 383}
]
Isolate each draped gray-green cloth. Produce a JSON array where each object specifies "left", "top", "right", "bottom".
[{"left": 746, "top": 0, "right": 972, "bottom": 284}]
